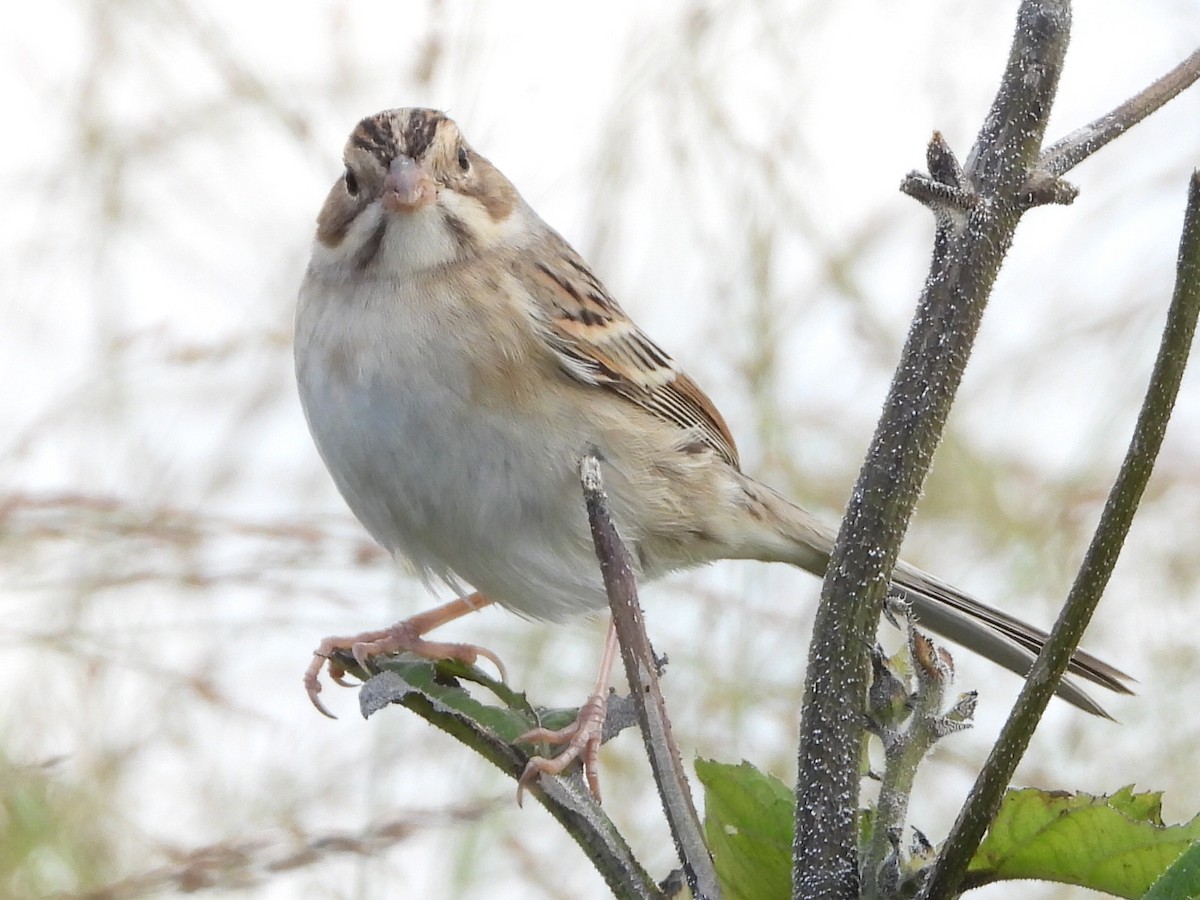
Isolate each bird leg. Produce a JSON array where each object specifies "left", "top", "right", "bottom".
[
  {"left": 305, "top": 592, "right": 504, "bottom": 717},
  {"left": 516, "top": 617, "right": 619, "bottom": 805}
]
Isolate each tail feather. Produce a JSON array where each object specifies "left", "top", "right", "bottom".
[
  {"left": 737, "top": 475, "right": 1135, "bottom": 717},
  {"left": 893, "top": 561, "right": 1134, "bottom": 719}
]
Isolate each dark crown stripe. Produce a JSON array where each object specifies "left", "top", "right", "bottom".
[
  {"left": 401, "top": 109, "right": 443, "bottom": 159},
  {"left": 351, "top": 115, "right": 398, "bottom": 164}
]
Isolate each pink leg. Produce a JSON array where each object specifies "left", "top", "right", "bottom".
[
  {"left": 304, "top": 592, "right": 504, "bottom": 718},
  {"left": 516, "top": 617, "right": 619, "bottom": 805}
]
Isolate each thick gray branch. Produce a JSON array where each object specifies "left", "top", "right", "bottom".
[{"left": 792, "top": 3, "right": 1071, "bottom": 897}]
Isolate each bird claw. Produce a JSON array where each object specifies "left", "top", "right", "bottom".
[
  {"left": 304, "top": 622, "right": 507, "bottom": 717},
  {"left": 515, "top": 693, "right": 607, "bottom": 806},
  {"left": 303, "top": 652, "right": 339, "bottom": 719}
]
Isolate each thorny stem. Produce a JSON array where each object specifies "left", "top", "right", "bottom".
[{"left": 923, "top": 171, "right": 1200, "bottom": 899}]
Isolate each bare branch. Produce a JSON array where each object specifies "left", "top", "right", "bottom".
[
  {"left": 580, "top": 455, "right": 722, "bottom": 900},
  {"left": 793, "top": 3, "right": 1071, "bottom": 896},
  {"left": 1040, "top": 47, "right": 1200, "bottom": 177}
]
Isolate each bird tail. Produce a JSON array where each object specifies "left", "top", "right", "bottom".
[
  {"left": 731, "top": 473, "right": 1135, "bottom": 718},
  {"left": 888, "top": 559, "right": 1134, "bottom": 718}
]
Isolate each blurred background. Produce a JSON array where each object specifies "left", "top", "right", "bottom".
[{"left": 3, "top": 1, "right": 1199, "bottom": 897}]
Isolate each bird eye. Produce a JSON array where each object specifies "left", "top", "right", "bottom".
[
  {"left": 344, "top": 168, "right": 359, "bottom": 196},
  {"left": 457, "top": 146, "right": 470, "bottom": 171}
]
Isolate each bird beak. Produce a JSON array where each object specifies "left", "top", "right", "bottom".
[{"left": 382, "top": 155, "right": 437, "bottom": 212}]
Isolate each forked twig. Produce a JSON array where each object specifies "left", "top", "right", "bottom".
[{"left": 793, "top": 3, "right": 1072, "bottom": 896}]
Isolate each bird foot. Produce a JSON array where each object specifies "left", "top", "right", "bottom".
[
  {"left": 304, "top": 606, "right": 506, "bottom": 718},
  {"left": 516, "top": 692, "right": 608, "bottom": 805}
]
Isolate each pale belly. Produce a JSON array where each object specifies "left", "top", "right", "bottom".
[{"left": 296, "top": 310, "right": 617, "bottom": 622}]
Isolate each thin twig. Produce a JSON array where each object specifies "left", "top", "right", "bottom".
[
  {"left": 580, "top": 455, "right": 722, "bottom": 900},
  {"left": 921, "top": 170, "right": 1200, "bottom": 899},
  {"left": 1041, "top": 47, "right": 1200, "bottom": 177}
]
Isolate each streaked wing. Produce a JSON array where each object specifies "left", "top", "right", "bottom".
[{"left": 518, "top": 234, "right": 740, "bottom": 470}]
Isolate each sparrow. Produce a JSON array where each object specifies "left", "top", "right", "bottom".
[{"left": 294, "top": 107, "right": 1132, "bottom": 797}]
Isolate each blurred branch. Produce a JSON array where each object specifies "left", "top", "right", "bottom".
[
  {"left": 69, "top": 805, "right": 490, "bottom": 900},
  {"left": 793, "top": 2, "right": 1072, "bottom": 896},
  {"left": 581, "top": 455, "right": 721, "bottom": 900},
  {"left": 0, "top": 492, "right": 371, "bottom": 548},
  {"left": 164, "top": 0, "right": 310, "bottom": 141},
  {"left": 923, "top": 170, "right": 1200, "bottom": 899}
]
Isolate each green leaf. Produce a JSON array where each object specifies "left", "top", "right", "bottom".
[
  {"left": 696, "top": 759, "right": 792, "bottom": 900},
  {"left": 1143, "top": 840, "right": 1200, "bottom": 899},
  {"left": 966, "top": 787, "right": 1200, "bottom": 898},
  {"left": 355, "top": 654, "right": 664, "bottom": 899}
]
